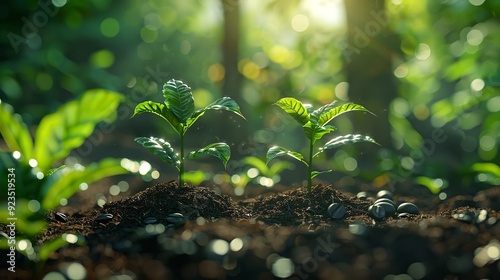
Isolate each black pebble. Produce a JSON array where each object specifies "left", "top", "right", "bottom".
[
  {"left": 374, "top": 201, "right": 396, "bottom": 216},
  {"left": 166, "top": 213, "right": 185, "bottom": 224},
  {"left": 55, "top": 212, "right": 68, "bottom": 222},
  {"left": 368, "top": 205, "right": 386, "bottom": 220},
  {"left": 143, "top": 217, "right": 158, "bottom": 224},
  {"left": 376, "top": 190, "right": 393, "bottom": 200},
  {"left": 96, "top": 213, "right": 114, "bottom": 223},
  {"left": 397, "top": 203, "right": 419, "bottom": 214},
  {"left": 356, "top": 192, "right": 368, "bottom": 200},
  {"left": 453, "top": 212, "right": 474, "bottom": 223},
  {"left": 327, "top": 203, "right": 346, "bottom": 220}
]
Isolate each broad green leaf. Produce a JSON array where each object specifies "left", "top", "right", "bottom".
[
  {"left": 266, "top": 146, "right": 307, "bottom": 166},
  {"left": 311, "top": 169, "right": 332, "bottom": 179},
  {"left": 275, "top": 97, "right": 310, "bottom": 125},
  {"left": 303, "top": 122, "right": 336, "bottom": 143},
  {"left": 310, "top": 101, "right": 338, "bottom": 124},
  {"left": 163, "top": 79, "right": 195, "bottom": 123},
  {"left": 188, "top": 142, "right": 231, "bottom": 168},
  {"left": 241, "top": 156, "right": 269, "bottom": 175},
  {"left": 317, "top": 103, "right": 373, "bottom": 127},
  {"left": 133, "top": 101, "right": 183, "bottom": 135},
  {"left": 185, "top": 97, "right": 246, "bottom": 131},
  {"left": 0, "top": 199, "right": 47, "bottom": 236},
  {"left": 0, "top": 100, "right": 33, "bottom": 161},
  {"left": 134, "top": 137, "right": 180, "bottom": 168},
  {"left": 471, "top": 162, "right": 500, "bottom": 178},
  {"left": 37, "top": 237, "right": 68, "bottom": 261},
  {"left": 315, "top": 134, "right": 378, "bottom": 157},
  {"left": 268, "top": 161, "right": 294, "bottom": 177},
  {"left": 41, "top": 158, "right": 130, "bottom": 210},
  {"left": 34, "top": 89, "right": 123, "bottom": 172}
]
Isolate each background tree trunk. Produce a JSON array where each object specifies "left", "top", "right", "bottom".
[{"left": 344, "top": 0, "right": 399, "bottom": 158}]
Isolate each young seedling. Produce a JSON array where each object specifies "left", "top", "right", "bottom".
[
  {"left": 132, "top": 79, "right": 245, "bottom": 186},
  {"left": 266, "top": 97, "right": 378, "bottom": 194}
]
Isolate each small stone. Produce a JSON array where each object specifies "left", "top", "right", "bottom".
[
  {"left": 327, "top": 203, "right": 346, "bottom": 220},
  {"left": 368, "top": 205, "right": 386, "bottom": 220},
  {"left": 306, "top": 206, "right": 315, "bottom": 214},
  {"left": 356, "top": 192, "right": 368, "bottom": 200},
  {"left": 166, "top": 213, "right": 185, "bottom": 224},
  {"left": 143, "top": 217, "right": 158, "bottom": 224},
  {"left": 374, "top": 201, "right": 396, "bottom": 216},
  {"left": 55, "top": 212, "right": 68, "bottom": 222},
  {"left": 397, "top": 212, "right": 410, "bottom": 218},
  {"left": 375, "top": 198, "right": 396, "bottom": 207},
  {"left": 453, "top": 212, "right": 474, "bottom": 223},
  {"left": 96, "top": 213, "right": 113, "bottom": 223},
  {"left": 475, "top": 209, "right": 488, "bottom": 224},
  {"left": 376, "top": 190, "right": 393, "bottom": 200},
  {"left": 397, "top": 203, "right": 419, "bottom": 214}
]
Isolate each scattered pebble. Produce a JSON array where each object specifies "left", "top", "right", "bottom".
[
  {"left": 376, "top": 190, "right": 393, "bottom": 200},
  {"left": 397, "top": 203, "right": 419, "bottom": 214},
  {"left": 166, "top": 213, "right": 185, "bottom": 224},
  {"left": 55, "top": 212, "right": 68, "bottom": 223},
  {"left": 453, "top": 212, "right": 474, "bottom": 223},
  {"left": 375, "top": 198, "right": 397, "bottom": 207},
  {"left": 356, "top": 192, "right": 368, "bottom": 200},
  {"left": 95, "top": 213, "right": 114, "bottom": 223},
  {"left": 368, "top": 205, "right": 385, "bottom": 220},
  {"left": 374, "top": 201, "right": 396, "bottom": 216},
  {"left": 397, "top": 213, "right": 410, "bottom": 218},
  {"left": 327, "top": 203, "right": 346, "bottom": 220},
  {"left": 475, "top": 209, "right": 488, "bottom": 224},
  {"left": 143, "top": 217, "right": 158, "bottom": 224}
]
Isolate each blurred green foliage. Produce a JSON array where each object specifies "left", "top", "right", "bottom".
[{"left": 0, "top": 0, "right": 498, "bottom": 195}]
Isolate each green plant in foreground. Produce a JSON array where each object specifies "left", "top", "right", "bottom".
[
  {"left": 132, "top": 79, "right": 245, "bottom": 186},
  {"left": 0, "top": 89, "right": 131, "bottom": 264},
  {"left": 266, "top": 97, "right": 378, "bottom": 194}
]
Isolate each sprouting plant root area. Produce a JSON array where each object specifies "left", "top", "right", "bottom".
[{"left": 15, "top": 183, "right": 500, "bottom": 279}]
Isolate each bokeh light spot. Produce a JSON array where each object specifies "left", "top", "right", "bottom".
[
  {"left": 36, "top": 73, "right": 53, "bottom": 91},
  {"left": 469, "top": 0, "right": 485, "bottom": 6},
  {"left": 291, "top": 14, "right": 309, "bottom": 32},
  {"left": 141, "top": 27, "right": 158, "bottom": 43},
  {"left": 90, "top": 50, "right": 114, "bottom": 68},
  {"left": 207, "top": 64, "right": 225, "bottom": 82},
  {"left": 100, "top": 18, "right": 120, "bottom": 38},
  {"left": 467, "top": 29, "right": 483, "bottom": 46}
]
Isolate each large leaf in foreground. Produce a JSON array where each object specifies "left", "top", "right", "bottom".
[
  {"left": 34, "top": 89, "right": 123, "bottom": 171},
  {"left": 163, "top": 79, "right": 195, "bottom": 123},
  {"left": 133, "top": 101, "right": 183, "bottom": 135},
  {"left": 188, "top": 142, "right": 231, "bottom": 168},
  {"left": 266, "top": 146, "right": 307, "bottom": 166},
  {"left": 314, "top": 134, "right": 378, "bottom": 157},
  {"left": 0, "top": 101, "right": 33, "bottom": 161},
  {"left": 134, "top": 137, "right": 180, "bottom": 169},
  {"left": 41, "top": 158, "right": 130, "bottom": 210},
  {"left": 275, "top": 97, "right": 310, "bottom": 125}
]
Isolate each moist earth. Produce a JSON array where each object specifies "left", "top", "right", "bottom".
[{"left": 2, "top": 181, "right": 500, "bottom": 280}]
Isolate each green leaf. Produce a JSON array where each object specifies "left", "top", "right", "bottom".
[
  {"left": 311, "top": 169, "right": 332, "bottom": 179},
  {"left": 134, "top": 137, "right": 180, "bottom": 168},
  {"left": 41, "top": 158, "right": 130, "bottom": 210},
  {"left": 133, "top": 101, "right": 183, "bottom": 135},
  {"left": 266, "top": 146, "right": 308, "bottom": 166},
  {"left": 33, "top": 89, "right": 123, "bottom": 172},
  {"left": 0, "top": 100, "right": 33, "bottom": 161},
  {"left": 37, "top": 237, "right": 68, "bottom": 261},
  {"left": 303, "top": 123, "right": 336, "bottom": 143},
  {"left": 188, "top": 142, "right": 231, "bottom": 168},
  {"left": 163, "top": 79, "right": 195, "bottom": 123},
  {"left": 185, "top": 97, "right": 246, "bottom": 131},
  {"left": 268, "top": 161, "right": 294, "bottom": 177},
  {"left": 275, "top": 97, "right": 310, "bottom": 125},
  {"left": 241, "top": 156, "right": 269, "bottom": 175},
  {"left": 310, "top": 101, "right": 338, "bottom": 124},
  {"left": 471, "top": 162, "right": 500, "bottom": 178},
  {"left": 315, "top": 134, "right": 378, "bottom": 157},
  {"left": 317, "top": 103, "right": 373, "bottom": 127}
]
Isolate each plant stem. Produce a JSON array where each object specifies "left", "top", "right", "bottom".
[
  {"left": 307, "top": 139, "right": 314, "bottom": 195},
  {"left": 179, "top": 133, "right": 185, "bottom": 186}
]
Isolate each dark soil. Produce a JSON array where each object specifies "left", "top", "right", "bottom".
[{"left": 2, "top": 181, "right": 500, "bottom": 280}]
